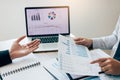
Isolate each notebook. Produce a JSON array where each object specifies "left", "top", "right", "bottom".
[
  {"left": 0, "top": 54, "right": 54, "bottom": 80},
  {"left": 25, "top": 6, "right": 70, "bottom": 52}
]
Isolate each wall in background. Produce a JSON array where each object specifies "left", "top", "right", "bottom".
[
  {"left": 70, "top": 0, "right": 120, "bottom": 38},
  {"left": 0, "top": 0, "right": 120, "bottom": 40}
]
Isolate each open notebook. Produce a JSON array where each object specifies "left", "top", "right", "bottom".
[{"left": 0, "top": 54, "right": 54, "bottom": 80}]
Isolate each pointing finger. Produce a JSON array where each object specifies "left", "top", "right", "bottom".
[{"left": 91, "top": 58, "right": 108, "bottom": 64}]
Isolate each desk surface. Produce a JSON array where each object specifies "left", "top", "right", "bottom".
[
  {"left": 34, "top": 51, "right": 58, "bottom": 63},
  {"left": 1, "top": 37, "right": 119, "bottom": 80},
  {"left": 0, "top": 38, "right": 59, "bottom": 80}
]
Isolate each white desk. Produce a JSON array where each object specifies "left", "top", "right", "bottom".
[
  {"left": 0, "top": 39, "right": 119, "bottom": 80},
  {"left": 0, "top": 38, "right": 59, "bottom": 80},
  {"left": 34, "top": 51, "right": 58, "bottom": 63}
]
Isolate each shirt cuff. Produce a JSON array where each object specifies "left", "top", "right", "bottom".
[{"left": 0, "top": 50, "right": 12, "bottom": 67}]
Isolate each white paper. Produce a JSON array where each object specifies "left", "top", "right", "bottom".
[
  {"left": 99, "top": 73, "right": 120, "bottom": 80},
  {"left": 43, "top": 58, "right": 89, "bottom": 80},
  {"left": 58, "top": 35, "right": 100, "bottom": 76},
  {"left": 42, "top": 58, "right": 70, "bottom": 80},
  {"left": 90, "top": 49, "right": 111, "bottom": 61}
]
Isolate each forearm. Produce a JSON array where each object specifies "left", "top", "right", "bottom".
[
  {"left": 92, "top": 34, "right": 117, "bottom": 50},
  {"left": 0, "top": 50, "right": 12, "bottom": 67}
]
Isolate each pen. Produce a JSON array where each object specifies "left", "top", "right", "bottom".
[
  {"left": 99, "top": 71, "right": 104, "bottom": 74},
  {"left": 43, "top": 66, "right": 59, "bottom": 80},
  {"left": 0, "top": 74, "right": 3, "bottom": 80},
  {"left": 56, "top": 57, "right": 58, "bottom": 61},
  {"left": 66, "top": 73, "right": 73, "bottom": 80}
]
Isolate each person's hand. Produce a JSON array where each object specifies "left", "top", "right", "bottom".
[
  {"left": 74, "top": 37, "right": 93, "bottom": 48},
  {"left": 9, "top": 35, "right": 40, "bottom": 59},
  {"left": 91, "top": 58, "right": 120, "bottom": 75}
]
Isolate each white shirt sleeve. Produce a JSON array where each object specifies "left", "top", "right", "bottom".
[{"left": 92, "top": 16, "right": 120, "bottom": 57}]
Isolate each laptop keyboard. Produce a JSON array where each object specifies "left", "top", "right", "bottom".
[{"left": 32, "top": 36, "right": 58, "bottom": 43}]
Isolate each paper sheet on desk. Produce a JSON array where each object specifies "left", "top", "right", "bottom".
[
  {"left": 42, "top": 58, "right": 70, "bottom": 80},
  {"left": 99, "top": 73, "right": 120, "bottom": 80},
  {"left": 58, "top": 35, "right": 100, "bottom": 76}
]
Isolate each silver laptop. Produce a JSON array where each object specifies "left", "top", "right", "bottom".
[{"left": 25, "top": 6, "right": 70, "bottom": 52}]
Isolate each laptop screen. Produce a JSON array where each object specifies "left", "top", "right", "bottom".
[{"left": 25, "top": 6, "right": 70, "bottom": 37}]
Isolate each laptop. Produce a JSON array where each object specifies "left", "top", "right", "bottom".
[{"left": 25, "top": 6, "right": 70, "bottom": 52}]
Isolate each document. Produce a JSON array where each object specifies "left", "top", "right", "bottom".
[
  {"left": 42, "top": 58, "right": 89, "bottom": 80},
  {"left": 42, "top": 35, "right": 118, "bottom": 80},
  {"left": 58, "top": 35, "right": 110, "bottom": 76},
  {"left": 99, "top": 73, "right": 120, "bottom": 80},
  {"left": 42, "top": 58, "right": 70, "bottom": 80}
]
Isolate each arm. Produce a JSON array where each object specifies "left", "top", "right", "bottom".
[
  {"left": 74, "top": 34, "right": 117, "bottom": 50},
  {"left": 93, "top": 16, "right": 120, "bottom": 49},
  {"left": 74, "top": 16, "right": 120, "bottom": 50},
  {"left": 0, "top": 35, "right": 40, "bottom": 67},
  {"left": 0, "top": 50, "right": 12, "bottom": 67},
  {"left": 92, "top": 34, "right": 117, "bottom": 50}
]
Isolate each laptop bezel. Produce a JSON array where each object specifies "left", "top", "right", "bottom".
[{"left": 25, "top": 6, "right": 70, "bottom": 37}]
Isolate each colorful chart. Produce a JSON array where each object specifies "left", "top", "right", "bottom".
[{"left": 48, "top": 11, "right": 56, "bottom": 20}]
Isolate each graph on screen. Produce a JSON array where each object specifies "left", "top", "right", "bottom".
[{"left": 25, "top": 7, "right": 69, "bottom": 36}]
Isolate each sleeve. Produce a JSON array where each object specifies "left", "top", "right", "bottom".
[
  {"left": 92, "top": 34, "right": 117, "bottom": 50},
  {"left": 92, "top": 16, "right": 120, "bottom": 50},
  {"left": 0, "top": 50, "right": 12, "bottom": 67}
]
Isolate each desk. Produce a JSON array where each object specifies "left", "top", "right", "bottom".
[
  {"left": 1, "top": 38, "right": 120, "bottom": 80},
  {"left": 0, "top": 38, "right": 59, "bottom": 80},
  {"left": 34, "top": 51, "right": 57, "bottom": 63}
]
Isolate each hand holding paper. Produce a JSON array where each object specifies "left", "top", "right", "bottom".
[{"left": 58, "top": 35, "right": 100, "bottom": 76}]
